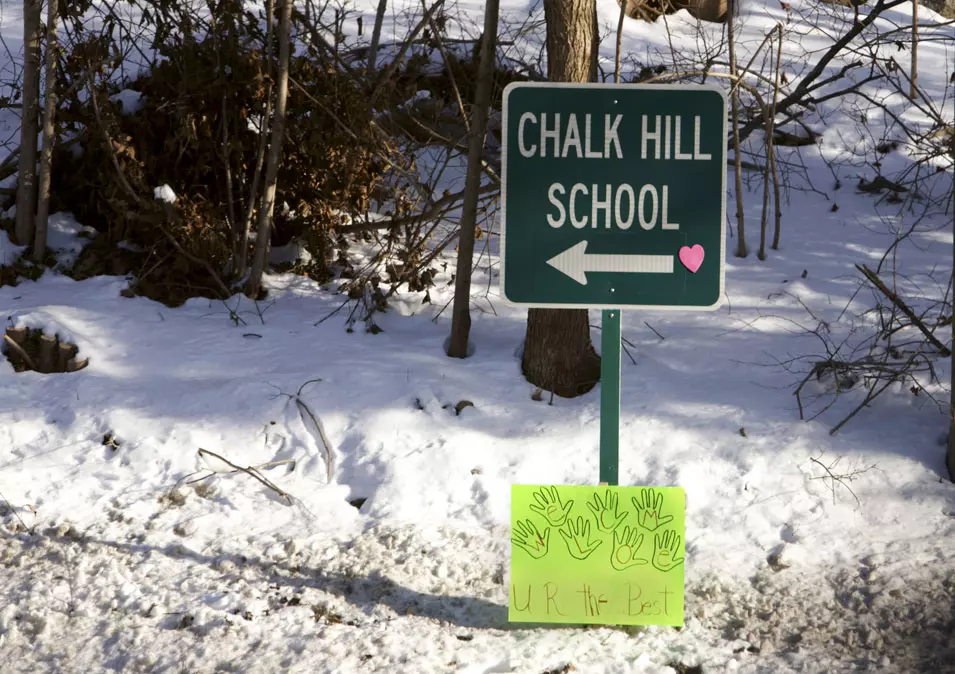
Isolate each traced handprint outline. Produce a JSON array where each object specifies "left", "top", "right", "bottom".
[
  {"left": 631, "top": 488, "right": 674, "bottom": 532},
  {"left": 611, "top": 525, "right": 648, "bottom": 571},
  {"left": 587, "top": 489, "right": 629, "bottom": 534},
  {"left": 559, "top": 516, "right": 603, "bottom": 560},
  {"left": 651, "top": 529, "right": 685, "bottom": 572},
  {"left": 512, "top": 519, "right": 550, "bottom": 559},
  {"left": 528, "top": 486, "right": 574, "bottom": 527}
]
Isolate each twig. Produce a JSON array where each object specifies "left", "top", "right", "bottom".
[
  {"left": 426, "top": 4, "right": 469, "bottom": 133},
  {"left": 809, "top": 455, "right": 873, "bottom": 507},
  {"left": 265, "top": 381, "right": 334, "bottom": 481},
  {"left": 0, "top": 146, "right": 20, "bottom": 175},
  {"left": 296, "top": 378, "right": 324, "bottom": 396},
  {"left": 431, "top": 293, "right": 455, "bottom": 323},
  {"left": 314, "top": 298, "right": 351, "bottom": 326},
  {"left": 294, "top": 397, "right": 334, "bottom": 482},
  {"left": 856, "top": 264, "right": 950, "bottom": 355},
  {"left": 86, "top": 68, "right": 144, "bottom": 207},
  {"left": 196, "top": 448, "right": 293, "bottom": 504},
  {"left": 828, "top": 376, "right": 897, "bottom": 436},
  {"left": 253, "top": 299, "right": 273, "bottom": 325},
  {"left": 186, "top": 458, "right": 295, "bottom": 484},
  {"left": 157, "top": 221, "right": 233, "bottom": 300},
  {"left": 621, "top": 338, "right": 637, "bottom": 366},
  {"left": 735, "top": 0, "right": 909, "bottom": 145},
  {"left": 370, "top": 0, "right": 446, "bottom": 99},
  {"left": 345, "top": 182, "right": 498, "bottom": 233},
  {"left": 644, "top": 321, "right": 665, "bottom": 341},
  {"left": 0, "top": 487, "right": 32, "bottom": 533}
]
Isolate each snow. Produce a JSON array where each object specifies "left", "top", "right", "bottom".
[
  {"left": 45, "top": 213, "right": 98, "bottom": 269},
  {"left": 0, "top": 231, "right": 25, "bottom": 265},
  {"left": 153, "top": 184, "right": 177, "bottom": 204},
  {"left": 0, "top": 1, "right": 954, "bottom": 673},
  {"left": 110, "top": 89, "right": 144, "bottom": 116}
]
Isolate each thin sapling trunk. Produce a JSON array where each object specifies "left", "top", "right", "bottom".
[
  {"left": 728, "top": 0, "right": 747, "bottom": 257},
  {"left": 15, "top": 0, "right": 42, "bottom": 247},
  {"left": 447, "top": 0, "right": 499, "bottom": 358},
  {"left": 246, "top": 0, "right": 292, "bottom": 298},
  {"left": 33, "top": 0, "right": 59, "bottom": 262}
]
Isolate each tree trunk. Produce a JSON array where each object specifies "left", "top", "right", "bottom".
[
  {"left": 245, "top": 0, "right": 292, "bottom": 299},
  {"left": 447, "top": 0, "right": 499, "bottom": 358},
  {"left": 910, "top": 1, "right": 918, "bottom": 101},
  {"left": 728, "top": 0, "right": 747, "bottom": 258},
  {"left": 544, "top": 0, "right": 595, "bottom": 84},
  {"left": 589, "top": 0, "right": 600, "bottom": 82},
  {"left": 614, "top": 1, "right": 628, "bottom": 83},
  {"left": 948, "top": 138, "right": 955, "bottom": 482},
  {"left": 15, "top": 0, "right": 42, "bottom": 247},
  {"left": 368, "top": 0, "right": 387, "bottom": 75},
  {"left": 234, "top": 0, "right": 274, "bottom": 281},
  {"left": 33, "top": 0, "right": 59, "bottom": 262},
  {"left": 521, "top": 0, "right": 601, "bottom": 398}
]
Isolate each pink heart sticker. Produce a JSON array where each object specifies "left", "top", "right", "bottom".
[{"left": 678, "top": 245, "right": 705, "bottom": 273}]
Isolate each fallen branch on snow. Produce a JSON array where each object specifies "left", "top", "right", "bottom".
[
  {"left": 855, "top": 264, "right": 951, "bottom": 356},
  {"left": 194, "top": 448, "right": 294, "bottom": 505}
]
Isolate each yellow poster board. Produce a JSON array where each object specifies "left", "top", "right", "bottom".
[{"left": 509, "top": 485, "right": 685, "bottom": 626}]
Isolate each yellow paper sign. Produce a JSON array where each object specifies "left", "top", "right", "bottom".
[{"left": 509, "top": 485, "right": 685, "bottom": 626}]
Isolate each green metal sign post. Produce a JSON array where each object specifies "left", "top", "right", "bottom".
[
  {"left": 499, "top": 82, "right": 727, "bottom": 484},
  {"left": 600, "top": 309, "right": 621, "bottom": 485}
]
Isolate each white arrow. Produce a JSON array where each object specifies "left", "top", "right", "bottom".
[{"left": 545, "top": 240, "right": 673, "bottom": 286}]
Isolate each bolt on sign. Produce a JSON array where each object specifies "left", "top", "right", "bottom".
[
  {"left": 500, "top": 82, "right": 727, "bottom": 310},
  {"left": 510, "top": 485, "right": 686, "bottom": 626}
]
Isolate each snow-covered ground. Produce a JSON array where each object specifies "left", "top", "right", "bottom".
[{"left": 1, "top": 1, "right": 955, "bottom": 672}]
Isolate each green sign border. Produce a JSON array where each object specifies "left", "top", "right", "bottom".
[{"left": 499, "top": 82, "right": 728, "bottom": 311}]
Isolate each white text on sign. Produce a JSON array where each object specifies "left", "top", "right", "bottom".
[
  {"left": 546, "top": 183, "right": 679, "bottom": 231},
  {"left": 515, "top": 113, "right": 713, "bottom": 161}
]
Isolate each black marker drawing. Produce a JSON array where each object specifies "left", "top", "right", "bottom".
[
  {"left": 587, "top": 489, "right": 629, "bottom": 534},
  {"left": 512, "top": 518, "right": 550, "bottom": 559},
  {"left": 611, "top": 525, "right": 648, "bottom": 571},
  {"left": 529, "top": 486, "right": 574, "bottom": 527},
  {"left": 632, "top": 488, "right": 674, "bottom": 532},
  {"left": 651, "top": 529, "right": 684, "bottom": 572},
  {"left": 560, "top": 516, "right": 603, "bottom": 560}
]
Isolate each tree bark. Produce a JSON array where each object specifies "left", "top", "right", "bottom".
[
  {"left": 948, "top": 130, "right": 955, "bottom": 482},
  {"left": 521, "top": 0, "right": 601, "bottom": 398},
  {"left": 544, "top": 0, "right": 595, "bottom": 84},
  {"left": 910, "top": 1, "right": 918, "bottom": 101},
  {"left": 368, "top": 0, "right": 387, "bottom": 75},
  {"left": 614, "top": 1, "right": 628, "bottom": 83},
  {"left": 589, "top": 0, "right": 600, "bottom": 82},
  {"left": 234, "top": 0, "right": 274, "bottom": 280},
  {"left": 15, "top": 0, "right": 42, "bottom": 247},
  {"left": 246, "top": 0, "right": 292, "bottom": 299},
  {"left": 727, "top": 0, "right": 747, "bottom": 258},
  {"left": 770, "top": 23, "right": 783, "bottom": 251},
  {"left": 33, "top": 0, "right": 59, "bottom": 262},
  {"left": 447, "top": 0, "right": 499, "bottom": 358}
]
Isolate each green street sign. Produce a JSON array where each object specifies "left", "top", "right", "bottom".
[{"left": 500, "top": 83, "right": 727, "bottom": 310}]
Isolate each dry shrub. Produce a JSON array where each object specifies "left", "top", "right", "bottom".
[{"left": 52, "top": 6, "right": 386, "bottom": 306}]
